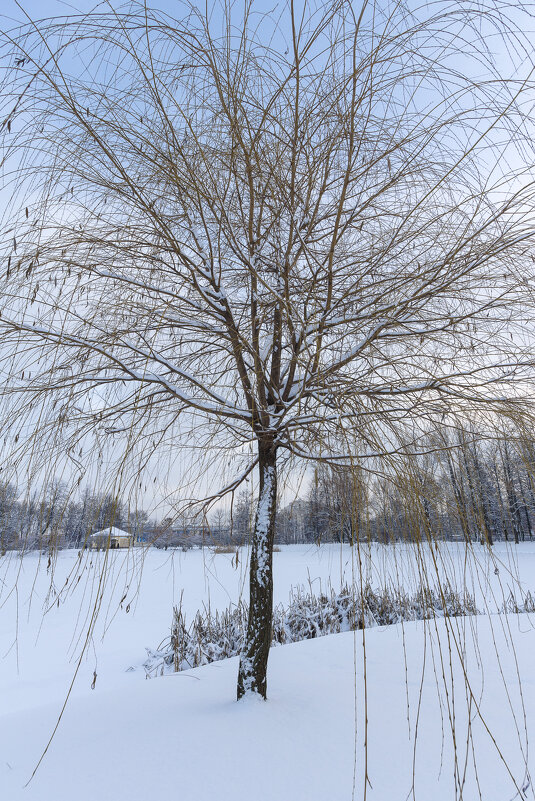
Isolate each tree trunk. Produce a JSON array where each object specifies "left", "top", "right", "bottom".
[{"left": 237, "top": 439, "right": 277, "bottom": 700}]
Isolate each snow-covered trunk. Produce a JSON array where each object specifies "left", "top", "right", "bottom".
[{"left": 237, "top": 440, "right": 277, "bottom": 700}]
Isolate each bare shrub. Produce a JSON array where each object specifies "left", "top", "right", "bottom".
[{"left": 143, "top": 581, "right": 478, "bottom": 677}]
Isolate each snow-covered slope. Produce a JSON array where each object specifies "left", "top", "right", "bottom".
[{"left": 1, "top": 616, "right": 534, "bottom": 801}]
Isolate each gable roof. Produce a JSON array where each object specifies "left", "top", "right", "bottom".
[{"left": 90, "top": 527, "right": 132, "bottom": 539}]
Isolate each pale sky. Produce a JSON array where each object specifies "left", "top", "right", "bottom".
[{"left": 1, "top": 0, "right": 534, "bottom": 518}]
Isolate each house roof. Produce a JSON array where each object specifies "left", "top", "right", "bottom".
[{"left": 90, "top": 527, "right": 132, "bottom": 539}]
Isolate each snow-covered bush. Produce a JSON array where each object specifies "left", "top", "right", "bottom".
[
  {"left": 501, "top": 590, "right": 535, "bottom": 614},
  {"left": 143, "top": 582, "right": 478, "bottom": 677}
]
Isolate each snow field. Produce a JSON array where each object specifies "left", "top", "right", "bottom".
[{"left": 1, "top": 542, "right": 535, "bottom": 800}]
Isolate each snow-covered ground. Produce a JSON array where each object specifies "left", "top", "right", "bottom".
[{"left": 1, "top": 542, "right": 535, "bottom": 800}]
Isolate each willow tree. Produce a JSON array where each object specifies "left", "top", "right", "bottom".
[{"left": 1, "top": 0, "right": 535, "bottom": 699}]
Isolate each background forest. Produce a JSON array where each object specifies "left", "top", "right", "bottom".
[{"left": 2, "top": 427, "right": 535, "bottom": 551}]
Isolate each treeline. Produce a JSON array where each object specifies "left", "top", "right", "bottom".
[
  {"left": 226, "top": 433, "right": 535, "bottom": 546},
  {"left": 0, "top": 483, "right": 151, "bottom": 553},
  {"left": 2, "top": 431, "right": 535, "bottom": 552}
]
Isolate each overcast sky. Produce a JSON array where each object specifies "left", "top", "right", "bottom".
[{"left": 1, "top": 0, "right": 534, "bottom": 518}]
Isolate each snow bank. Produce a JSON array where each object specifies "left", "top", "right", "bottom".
[{"left": 1, "top": 616, "right": 533, "bottom": 801}]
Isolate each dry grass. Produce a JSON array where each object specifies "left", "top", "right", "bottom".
[{"left": 143, "top": 580, "right": 479, "bottom": 677}]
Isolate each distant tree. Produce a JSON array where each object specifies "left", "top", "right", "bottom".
[
  {"left": 34, "top": 480, "right": 69, "bottom": 551},
  {"left": 62, "top": 488, "right": 95, "bottom": 547},
  {"left": 127, "top": 507, "right": 149, "bottom": 540},
  {"left": 211, "top": 508, "right": 228, "bottom": 544},
  {"left": 276, "top": 499, "right": 307, "bottom": 544},
  {"left": 2, "top": 1, "right": 535, "bottom": 698},
  {"left": 90, "top": 493, "right": 125, "bottom": 534},
  {"left": 232, "top": 490, "right": 253, "bottom": 546},
  {"left": 305, "top": 468, "right": 332, "bottom": 543},
  {"left": 305, "top": 464, "right": 365, "bottom": 543},
  {"left": 0, "top": 481, "right": 19, "bottom": 553}
]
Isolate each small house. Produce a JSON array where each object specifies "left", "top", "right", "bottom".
[{"left": 89, "top": 526, "right": 134, "bottom": 550}]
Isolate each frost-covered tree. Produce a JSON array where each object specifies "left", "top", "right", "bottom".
[
  {"left": 1, "top": 0, "right": 535, "bottom": 698},
  {"left": 305, "top": 464, "right": 365, "bottom": 543},
  {"left": 0, "top": 481, "right": 19, "bottom": 553},
  {"left": 231, "top": 490, "right": 254, "bottom": 545}
]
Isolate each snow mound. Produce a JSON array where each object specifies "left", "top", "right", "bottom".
[{"left": 1, "top": 616, "right": 533, "bottom": 801}]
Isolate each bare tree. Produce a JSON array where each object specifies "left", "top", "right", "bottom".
[
  {"left": 1, "top": 0, "right": 535, "bottom": 699},
  {"left": 305, "top": 463, "right": 366, "bottom": 543},
  {"left": 0, "top": 480, "right": 19, "bottom": 553}
]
